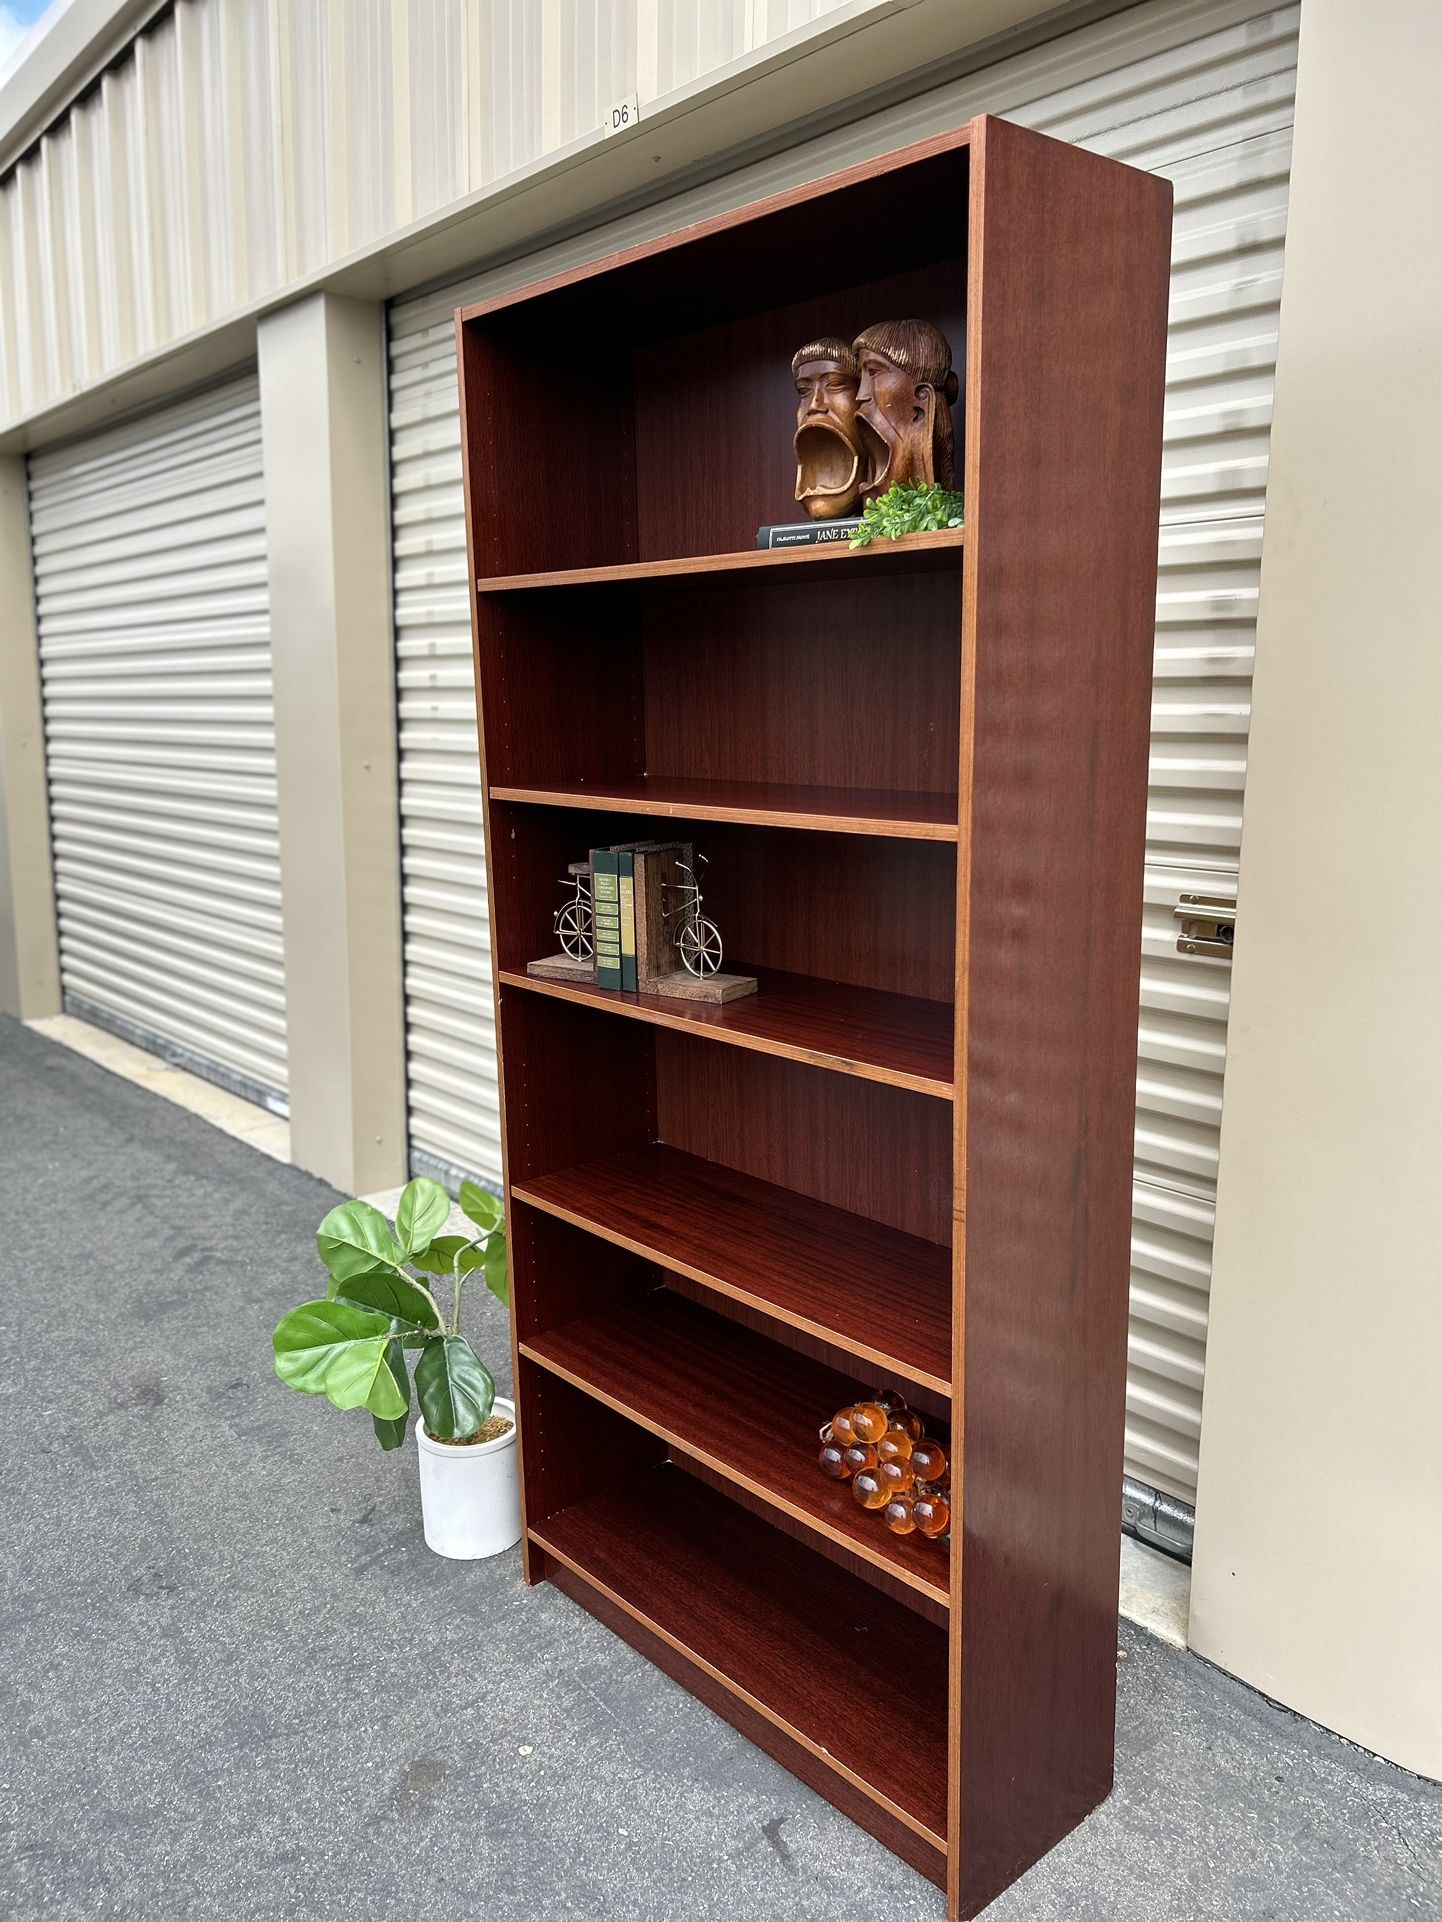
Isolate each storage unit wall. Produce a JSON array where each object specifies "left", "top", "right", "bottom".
[{"left": 458, "top": 115, "right": 1171, "bottom": 1916}]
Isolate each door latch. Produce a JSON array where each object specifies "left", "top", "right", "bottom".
[{"left": 1174, "top": 893, "right": 1235, "bottom": 959}]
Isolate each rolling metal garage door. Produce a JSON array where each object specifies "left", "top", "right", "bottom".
[
  {"left": 386, "top": 0, "right": 1297, "bottom": 1529},
  {"left": 28, "top": 373, "right": 288, "bottom": 1108}
]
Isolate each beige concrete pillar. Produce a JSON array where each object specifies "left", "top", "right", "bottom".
[
  {"left": 258, "top": 293, "right": 407, "bottom": 1193},
  {"left": 0, "top": 454, "right": 60, "bottom": 1021},
  {"left": 1190, "top": 0, "right": 1442, "bottom": 1779}
]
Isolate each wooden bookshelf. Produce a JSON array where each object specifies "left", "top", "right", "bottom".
[{"left": 458, "top": 113, "right": 1171, "bottom": 1918}]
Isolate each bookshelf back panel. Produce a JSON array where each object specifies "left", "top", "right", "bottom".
[
  {"left": 655, "top": 1033, "right": 952, "bottom": 1247},
  {"left": 490, "top": 804, "right": 956, "bottom": 1002},
  {"left": 476, "top": 570, "right": 963, "bottom": 800},
  {"left": 631, "top": 260, "right": 966, "bottom": 561},
  {"left": 499, "top": 985, "right": 950, "bottom": 1247},
  {"left": 507, "top": 1198, "right": 955, "bottom": 1438},
  {"left": 642, "top": 572, "right": 962, "bottom": 794},
  {"left": 658, "top": 1273, "right": 952, "bottom": 1428}
]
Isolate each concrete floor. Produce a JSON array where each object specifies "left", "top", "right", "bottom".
[{"left": 3, "top": 1014, "right": 1439, "bottom": 1922}]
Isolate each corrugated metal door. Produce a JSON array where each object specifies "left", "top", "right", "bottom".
[
  {"left": 386, "top": 0, "right": 1296, "bottom": 1516},
  {"left": 29, "top": 373, "right": 288, "bottom": 1108}
]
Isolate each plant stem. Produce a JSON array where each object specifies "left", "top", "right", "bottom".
[{"left": 448, "top": 1229, "right": 494, "bottom": 1334}]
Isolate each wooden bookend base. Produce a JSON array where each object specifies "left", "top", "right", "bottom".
[
  {"left": 649, "top": 969, "right": 758, "bottom": 1004},
  {"left": 527, "top": 953, "right": 597, "bottom": 984}
]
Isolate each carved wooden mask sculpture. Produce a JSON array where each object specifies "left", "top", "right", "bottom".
[
  {"left": 792, "top": 338, "right": 865, "bottom": 520},
  {"left": 852, "top": 319, "right": 959, "bottom": 502}
]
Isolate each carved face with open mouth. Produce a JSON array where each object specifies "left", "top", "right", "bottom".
[
  {"left": 792, "top": 339, "right": 864, "bottom": 520},
  {"left": 852, "top": 320, "right": 959, "bottom": 505}
]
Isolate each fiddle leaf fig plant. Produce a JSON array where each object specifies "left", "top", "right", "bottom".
[
  {"left": 849, "top": 479, "right": 964, "bottom": 547},
  {"left": 272, "top": 1176, "right": 508, "bottom": 1452}
]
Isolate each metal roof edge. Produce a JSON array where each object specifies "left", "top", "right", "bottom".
[{"left": 0, "top": 0, "right": 172, "bottom": 177}]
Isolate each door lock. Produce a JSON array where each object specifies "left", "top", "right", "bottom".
[{"left": 1174, "top": 893, "right": 1235, "bottom": 959}]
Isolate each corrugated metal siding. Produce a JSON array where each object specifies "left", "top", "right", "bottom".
[
  {"left": 387, "top": 0, "right": 1297, "bottom": 1498},
  {"left": 0, "top": 0, "right": 860, "bottom": 428},
  {"left": 28, "top": 373, "right": 287, "bottom": 1104}
]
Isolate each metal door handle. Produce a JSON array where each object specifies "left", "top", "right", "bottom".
[{"left": 1174, "top": 893, "right": 1235, "bottom": 958}]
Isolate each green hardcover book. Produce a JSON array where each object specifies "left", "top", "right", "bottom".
[
  {"left": 616, "top": 849, "right": 638, "bottom": 991},
  {"left": 591, "top": 849, "right": 622, "bottom": 989}
]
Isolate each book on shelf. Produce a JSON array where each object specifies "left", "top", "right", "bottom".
[
  {"left": 616, "top": 850, "right": 638, "bottom": 992},
  {"left": 608, "top": 839, "right": 691, "bottom": 986},
  {"left": 756, "top": 518, "right": 861, "bottom": 549},
  {"left": 590, "top": 848, "right": 622, "bottom": 989}
]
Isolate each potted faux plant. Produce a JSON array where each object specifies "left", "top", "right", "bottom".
[{"left": 271, "top": 1176, "right": 520, "bottom": 1560}]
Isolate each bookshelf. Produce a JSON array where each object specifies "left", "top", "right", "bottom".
[{"left": 458, "top": 115, "right": 1171, "bottom": 1917}]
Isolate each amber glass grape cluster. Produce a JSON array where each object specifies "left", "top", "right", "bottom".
[{"left": 818, "top": 1388, "right": 950, "bottom": 1544}]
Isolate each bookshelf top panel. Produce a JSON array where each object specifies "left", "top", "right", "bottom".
[{"left": 456, "top": 123, "right": 975, "bottom": 340}]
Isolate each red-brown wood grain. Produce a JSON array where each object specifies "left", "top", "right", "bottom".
[
  {"left": 474, "top": 552, "right": 961, "bottom": 803},
  {"left": 530, "top": 1464, "right": 951, "bottom": 1847},
  {"left": 521, "top": 1288, "right": 950, "bottom": 1606},
  {"left": 499, "top": 962, "right": 954, "bottom": 1096},
  {"left": 542, "top": 1560, "right": 948, "bottom": 1888},
  {"left": 489, "top": 775, "right": 958, "bottom": 839},
  {"left": 642, "top": 567, "right": 963, "bottom": 798},
  {"left": 474, "top": 525, "right": 962, "bottom": 591},
  {"left": 948, "top": 117, "right": 1171, "bottom": 1917},
  {"left": 493, "top": 807, "right": 957, "bottom": 1002},
  {"left": 655, "top": 1033, "right": 952, "bottom": 1244},
  {"left": 658, "top": 1271, "right": 953, "bottom": 1434},
  {"left": 458, "top": 110, "right": 1171, "bottom": 1918},
  {"left": 511, "top": 1142, "right": 952, "bottom": 1394},
  {"left": 631, "top": 263, "right": 965, "bottom": 558}
]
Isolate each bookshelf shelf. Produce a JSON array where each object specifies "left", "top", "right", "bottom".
[
  {"left": 520, "top": 1289, "right": 951, "bottom": 1606},
  {"left": 529, "top": 1465, "right": 951, "bottom": 1854},
  {"left": 499, "top": 963, "right": 954, "bottom": 1097},
  {"left": 460, "top": 112, "right": 1171, "bottom": 1914},
  {"left": 489, "top": 777, "right": 959, "bottom": 841},
  {"left": 474, "top": 526, "right": 963, "bottom": 593},
  {"left": 512, "top": 1143, "right": 953, "bottom": 1395}
]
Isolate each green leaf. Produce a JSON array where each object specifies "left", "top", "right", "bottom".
[
  {"left": 415, "top": 1336, "right": 495, "bottom": 1441},
  {"left": 411, "top": 1235, "right": 486, "bottom": 1278},
  {"left": 458, "top": 1178, "right": 503, "bottom": 1234},
  {"left": 330, "top": 1268, "right": 443, "bottom": 1342},
  {"left": 371, "top": 1340, "right": 410, "bottom": 1450},
  {"left": 316, "top": 1200, "right": 405, "bottom": 1283},
  {"left": 273, "top": 1300, "right": 403, "bottom": 1415},
  {"left": 395, "top": 1177, "right": 450, "bottom": 1258},
  {"left": 484, "top": 1226, "right": 509, "bottom": 1308},
  {"left": 849, "top": 480, "right": 963, "bottom": 549}
]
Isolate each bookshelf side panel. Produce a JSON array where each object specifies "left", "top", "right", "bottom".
[{"left": 951, "top": 117, "right": 1173, "bottom": 1917}]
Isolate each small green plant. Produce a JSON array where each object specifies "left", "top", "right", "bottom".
[
  {"left": 272, "top": 1176, "right": 507, "bottom": 1451},
  {"left": 849, "top": 480, "right": 965, "bottom": 548}
]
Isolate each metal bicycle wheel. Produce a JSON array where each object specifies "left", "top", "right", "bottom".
[
  {"left": 557, "top": 899, "right": 593, "bottom": 960},
  {"left": 679, "top": 914, "right": 723, "bottom": 976}
]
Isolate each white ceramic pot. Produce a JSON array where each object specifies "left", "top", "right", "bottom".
[{"left": 415, "top": 1397, "right": 521, "bottom": 1560}]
